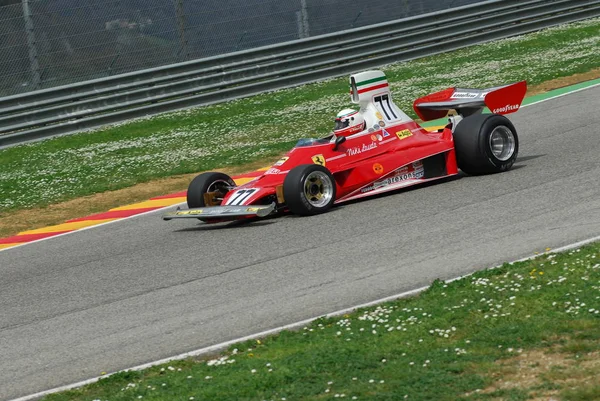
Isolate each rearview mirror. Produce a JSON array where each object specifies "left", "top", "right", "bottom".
[{"left": 333, "top": 135, "right": 346, "bottom": 151}]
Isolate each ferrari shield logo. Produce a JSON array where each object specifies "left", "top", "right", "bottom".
[{"left": 312, "top": 154, "right": 326, "bottom": 166}]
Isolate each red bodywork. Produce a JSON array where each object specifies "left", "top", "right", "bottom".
[
  {"left": 221, "top": 121, "right": 458, "bottom": 208},
  {"left": 170, "top": 75, "right": 527, "bottom": 222}
]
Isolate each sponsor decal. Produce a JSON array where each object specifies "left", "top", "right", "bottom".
[
  {"left": 382, "top": 129, "right": 390, "bottom": 138},
  {"left": 451, "top": 92, "right": 480, "bottom": 99},
  {"left": 396, "top": 129, "right": 412, "bottom": 140},
  {"left": 265, "top": 167, "right": 281, "bottom": 175},
  {"left": 378, "top": 120, "right": 386, "bottom": 127},
  {"left": 312, "top": 154, "right": 326, "bottom": 166},
  {"left": 246, "top": 207, "right": 260, "bottom": 212},
  {"left": 177, "top": 209, "right": 203, "bottom": 215},
  {"left": 373, "top": 124, "right": 380, "bottom": 129},
  {"left": 376, "top": 134, "right": 383, "bottom": 141},
  {"left": 371, "top": 134, "right": 377, "bottom": 141},
  {"left": 492, "top": 104, "right": 520, "bottom": 114},
  {"left": 375, "top": 111, "right": 384, "bottom": 120},
  {"left": 373, "top": 163, "right": 384, "bottom": 174},
  {"left": 360, "top": 161, "right": 424, "bottom": 193},
  {"left": 274, "top": 156, "right": 289, "bottom": 166},
  {"left": 347, "top": 141, "right": 377, "bottom": 156},
  {"left": 368, "top": 128, "right": 375, "bottom": 133}
]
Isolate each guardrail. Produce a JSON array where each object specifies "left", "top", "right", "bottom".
[{"left": 1, "top": 0, "right": 599, "bottom": 147}]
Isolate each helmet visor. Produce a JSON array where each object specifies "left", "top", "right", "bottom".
[{"left": 334, "top": 118, "right": 349, "bottom": 131}]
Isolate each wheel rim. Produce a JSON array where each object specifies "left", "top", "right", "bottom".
[
  {"left": 206, "top": 179, "right": 232, "bottom": 204},
  {"left": 303, "top": 171, "right": 334, "bottom": 208},
  {"left": 207, "top": 179, "right": 231, "bottom": 194},
  {"left": 489, "top": 125, "right": 516, "bottom": 162}
]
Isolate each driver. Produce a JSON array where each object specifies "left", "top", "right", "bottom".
[{"left": 333, "top": 108, "right": 365, "bottom": 137}]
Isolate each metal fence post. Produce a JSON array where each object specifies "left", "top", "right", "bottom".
[
  {"left": 300, "top": 0, "right": 310, "bottom": 38},
  {"left": 176, "top": 0, "right": 189, "bottom": 60},
  {"left": 21, "top": 0, "right": 41, "bottom": 89}
]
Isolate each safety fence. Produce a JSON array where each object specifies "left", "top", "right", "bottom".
[
  {"left": 0, "top": 0, "right": 481, "bottom": 96},
  {"left": 0, "top": 0, "right": 599, "bottom": 147}
]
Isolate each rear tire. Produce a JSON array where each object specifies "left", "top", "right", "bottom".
[
  {"left": 283, "top": 164, "right": 336, "bottom": 216},
  {"left": 187, "top": 172, "right": 235, "bottom": 208},
  {"left": 453, "top": 113, "right": 519, "bottom": 175}
]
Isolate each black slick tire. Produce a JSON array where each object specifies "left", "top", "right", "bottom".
[
  {"left": 453, "top": 113, "right": 519, "bottom": 175},
  {"left": 187, "top": 172, "right": 235, "bottom": 208},
  {"left": 283, "top": 164, "right": 336, "bottom": 216}
]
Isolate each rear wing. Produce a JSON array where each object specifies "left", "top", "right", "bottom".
[{"left": 413, "top": 81, "right": 527, "bottom": 121}]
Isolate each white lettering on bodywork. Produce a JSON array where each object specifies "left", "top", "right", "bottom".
[{"left": 492, "top": 104, "right": 519, "bottom": 113}]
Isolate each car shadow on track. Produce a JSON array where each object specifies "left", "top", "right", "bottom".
[
  {"left": 173, "top": 218, "right": 278, "bottom": 232},
  {"left": 515, "top": 154, "right": 545, "bottom": 163}
]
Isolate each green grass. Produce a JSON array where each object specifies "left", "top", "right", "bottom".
[
  {"left": 43, "top": 243, "right": 600, "bottom": 400},
  {"left": 1, "top": 17, "right": 599, "bottom": 212}
]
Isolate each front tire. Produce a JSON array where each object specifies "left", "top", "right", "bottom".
[
  {"left": 283, "top": 164, "right": 336, "bottom": 216},
  {"left": 187, "top": 172, "right": 235, "bottom": 208},
  {"left": 453, "top": 113, "right": 519, "bottom": 175}
]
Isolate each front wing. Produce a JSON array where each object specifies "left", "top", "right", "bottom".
[{"left": 163, "top": 203, "right": 275, "bottom": 222}]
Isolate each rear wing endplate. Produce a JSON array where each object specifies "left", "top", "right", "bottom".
[{"left": 413, "top": 81, "right": 527, "bottom": 121}]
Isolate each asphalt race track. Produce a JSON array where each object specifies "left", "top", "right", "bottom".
[{"left": 1, "top": 86, "right": 600, "bottom": 400}]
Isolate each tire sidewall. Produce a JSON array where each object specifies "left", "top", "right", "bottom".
[
  {"left": 454, "top": 113, "right": 519, "bottom": 175},
  {"left": 187, "top": 172, "right": 235, "bottom": 208},
  {"left": 284, "top": 164, "right": 336, "bottom": 216},
  {"left": 479, "top": 115, "right": 519, "bottom": 172}
]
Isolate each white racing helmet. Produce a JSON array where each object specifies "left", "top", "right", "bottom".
[{"left": 333, "top": 108, "right": 365, "bottom": 137}]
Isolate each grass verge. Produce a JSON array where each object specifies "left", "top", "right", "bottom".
[
  {"left": 0, "top": 17, "right": 599, "bottom": 216},
  {"left": 44, "top": 242, "right": 600, "bottom": 401}
]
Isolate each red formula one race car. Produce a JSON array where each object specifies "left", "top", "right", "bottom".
[{"left": 163, "top": 70, "right": 526, "bottom": 223}]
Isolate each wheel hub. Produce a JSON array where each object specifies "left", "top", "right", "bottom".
[
  {"left": 489, "top": 125, "right": 516, "bottom": 162},
  {"left": 303, "top": 172, "right": 333, "bottom": 207}
]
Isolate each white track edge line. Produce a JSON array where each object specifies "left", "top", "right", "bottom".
[
  {"left": 2, "top": 80, "right": 599, "bottom": 254},
  {"left": 10, "top": 233, "right": 600, "bottom": 401},
  {"left": 521, "top": 81, "right": 600, "bottom": 107}
]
